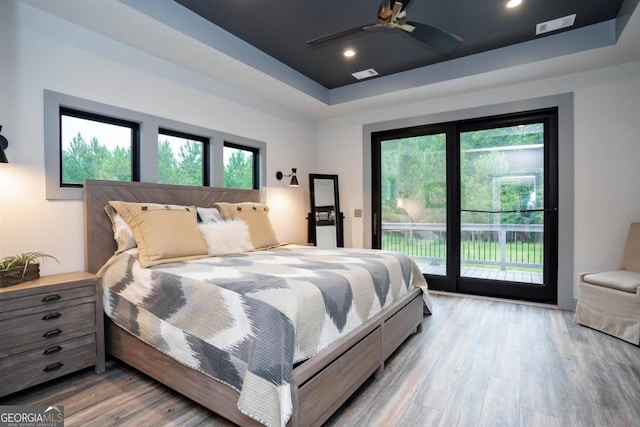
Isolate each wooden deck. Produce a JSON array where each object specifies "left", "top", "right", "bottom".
[{"left": 417, "top": 263, "right": 544, "bottom": 284}]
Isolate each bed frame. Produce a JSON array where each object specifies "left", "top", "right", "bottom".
[{"left": 84, "top": 179, "right": 424, "bottom": 427}]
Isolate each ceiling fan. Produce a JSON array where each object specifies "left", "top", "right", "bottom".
[{"left": 307, "top": 0, "right": 463, "bottom": 53}]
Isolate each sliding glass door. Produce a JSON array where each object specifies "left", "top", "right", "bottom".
[{"left": 372, "top": 110, "right": 558, "bottom": 303}]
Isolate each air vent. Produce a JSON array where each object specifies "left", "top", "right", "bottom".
[
  {"left": 536, "top": 14, "right": 576, "bottom": 35},
  {"left": 352, "top": 68, "right": 379, "bottom": 80}
]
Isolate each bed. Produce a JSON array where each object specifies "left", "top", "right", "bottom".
[{"left": 83, "top": 179, "right": 431, "bottom": 427}]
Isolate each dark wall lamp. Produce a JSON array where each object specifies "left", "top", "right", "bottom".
[
  {"left": 0, "top": 126, "right": 8, "bottom": 163},
  {"left": 276, "top": 168, "right": 299, "bottom": 187}
]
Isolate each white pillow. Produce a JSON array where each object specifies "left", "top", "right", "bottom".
[
  {"left": 197, "top": 206, "right": 225, "bottom": 224},
  {"left": 198, "top": 220, "right": 254, "bottom": 256}
]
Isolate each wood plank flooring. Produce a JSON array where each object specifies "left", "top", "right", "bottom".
[{"left": 2, "top": 294, "right": 639, "bottom": 426}]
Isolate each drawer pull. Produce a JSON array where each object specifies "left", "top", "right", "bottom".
[
  {"left": 42, "top": 294, "right": 62, "bottom": 303},
  {"left": 43, "top": 345, "right": 63, "bottom": 355},
  {"left": 43, "top": 329, "right": 62, "bottom": 339},
  {"left": 43, "top": 362, "right": 64, "bottom": 373},
  {"left": 42, "top": 312, "right": 62, "bottom": 321}
]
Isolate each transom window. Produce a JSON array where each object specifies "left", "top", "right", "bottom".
[
  {"left": 45, "top": 90, "right": 266, "bottom": 199},
  {"left": 224, "top": 142, "right": 258, "bottom": 189},
  {"left": 158, "top": 129, "right": 209, "bottom": 186},
  {"left": 60, "top": 107, "right": 139, "bottom": 187}
]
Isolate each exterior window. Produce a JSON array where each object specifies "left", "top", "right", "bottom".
[
  {"left": 224, "top": 143, "right": 258, "bottom": 189},
  {"left": 158, "top": 129, "right": 209, "bottom": 186},
  {"left": 60, "top": 108, "right": 138, "bottom": 186},
  {"left": 46, "top": 91, "right": 266, "bottom": 199}
]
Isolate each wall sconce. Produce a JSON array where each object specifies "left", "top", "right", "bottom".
[
  {"left": 276, "top": 168, "right": 299, "bottom": 187},
  {"left": 0, "top": 126, "right": 8, "bottom": 163}
]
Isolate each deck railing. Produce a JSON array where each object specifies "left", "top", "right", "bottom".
[{"left": 381, "top": 222, "right": 543, "bottom": 271}]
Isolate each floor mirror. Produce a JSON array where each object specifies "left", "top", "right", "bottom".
[{"left": 309, "top": 174, "right": 343, "bottom": 248}]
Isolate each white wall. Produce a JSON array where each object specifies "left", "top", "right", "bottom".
[
  {"left": 0, "top": 1, "right": 317, "bottom": 274},
  {"left": 317, "top": 60, "right": 640, "bottom": 301}
]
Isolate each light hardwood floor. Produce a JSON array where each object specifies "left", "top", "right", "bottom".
[{"left": 2, "top": 294, "right": 639, "bottom": 426}]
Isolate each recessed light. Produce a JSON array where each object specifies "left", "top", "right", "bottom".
[
  {"left": 506, "top": 0, "right": 522, "bottom": 8},
  {"left": 343, "top": 49, "right": 356, "bottom": 58}
]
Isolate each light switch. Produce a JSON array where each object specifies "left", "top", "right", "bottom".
[{"left": 354, "top": 209, "right": 363, "bottom": 218}]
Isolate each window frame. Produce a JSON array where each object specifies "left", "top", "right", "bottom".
[
  {"left": 223, "top": 141, "right": 259, "bottom": 190},
  {"left": 158, "top": 128, "right": 210, "bottom": 187},
  {"left": 59, "top": 107, "right": 141, "bottom": 188},
  {"left": 363, "top": 93, "right": 575, "bottom": 310},
  {"left": 44, "top": 90, "right": 266, "bottom": 200}
]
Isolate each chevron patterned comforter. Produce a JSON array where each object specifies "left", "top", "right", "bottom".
[{"left": 99, "top": 245, "right": 431, "bottom": 427}]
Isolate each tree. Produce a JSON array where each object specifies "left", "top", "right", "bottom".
[
  {"left": 158, "top": 139, "right": 178, "bottom": 184},
  {"left": 175, "top": 141, "right": 203, "bottom": 186},
  {"left": 224, "top": 150, "right": 253, "bottom": 189},
  {"left": 157, "top": 139, "right": 204, "bottom": 186},
  {"left": 381, "top": 134, "right": 446, "bottom": 223},
  {"left": 62, "top": 133, "right": 117, "bottom": 184}
]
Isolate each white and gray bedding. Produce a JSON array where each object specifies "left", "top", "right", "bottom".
[{"left": 99, "top": 244, "right": 431, "bottom": 427}]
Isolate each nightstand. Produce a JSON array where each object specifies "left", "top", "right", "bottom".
[{"left": 0, "top": 272, "right": 105, "bottom": 397}]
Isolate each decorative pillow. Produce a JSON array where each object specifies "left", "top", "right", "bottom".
[
  {"left": 108, "top": 201, "right": 208, "bottom": 267},
  {"left": 214, "top": 202, "right": 280, "bottom": 250},
  {"left": 197, "top": 206, "right": 225, "bottom": 224},
  {"left": 104, "top": 205, "right": 136, "bottom": 253},
  {"left": 198, "top": 220, "right": 254, "bottom": 256}
]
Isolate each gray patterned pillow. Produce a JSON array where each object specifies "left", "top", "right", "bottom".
[
  {"left": 105, "top": 205, "right": 136, "bottom": 253},
  {"left": 197, "top": 206, "right": 225, "bottom": 224}
]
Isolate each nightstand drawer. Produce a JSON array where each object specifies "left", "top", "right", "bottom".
[
  {"left": 0, "top": 338, "right": 97, "bottom": 396},
  {"left": 0, "top": 285, "right": 95, "bottom": 313},
  {"left": 0, "top": 302, "right": 95, "bottom": 348},
  {"left": 0, "top": 334, "right": 96, "bottom": 375},
  {"left": 0, "top": 326, "right": 96, "bottom": 359}
]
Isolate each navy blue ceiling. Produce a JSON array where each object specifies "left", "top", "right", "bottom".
[{"left": 173, "top": 0, "right": 624, "bottom": 89}]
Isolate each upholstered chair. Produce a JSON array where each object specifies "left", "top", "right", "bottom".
[{"left": 575, "top": 222, "right": 640, "bottom": 345}]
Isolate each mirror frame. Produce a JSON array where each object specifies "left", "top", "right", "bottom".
[{"left": 309, "top": 173, "right": 343, "bottom": 247}]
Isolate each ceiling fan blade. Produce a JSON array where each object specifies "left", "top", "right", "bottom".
[
  {"left": 307, "top": 25, "right": 373, "bottom": 46},
  {"left": 378, "top": 0, "right": 393, "bottom": 21},
  {"left": 405, "top": 21, "right": 463, "bottom": 53}
]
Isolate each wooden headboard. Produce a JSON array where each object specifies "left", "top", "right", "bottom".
[{"left": 83, "top": 180, "right": 261, "bottom": 274}]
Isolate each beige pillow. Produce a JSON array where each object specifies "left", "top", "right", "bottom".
[
  {"left": 214, "top": 202, "right": 280, "bottom": 250},
  {"left": 108, "top": 201, "right": 208, "bottom": 267}
]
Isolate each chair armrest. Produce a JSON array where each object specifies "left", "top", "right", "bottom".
[{"left": 579, "top": 271, "right": 599, "bottom": 281}]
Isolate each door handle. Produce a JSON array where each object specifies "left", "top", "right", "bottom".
[{"left": 373, "top": 212, "right": 378, "bottom": 236}]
